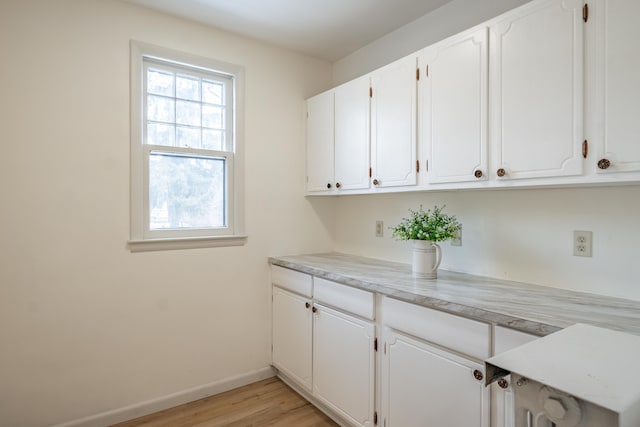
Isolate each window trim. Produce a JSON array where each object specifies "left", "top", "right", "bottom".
[{"left": 129, "top": 41, "right": 246, "bottom": 251}]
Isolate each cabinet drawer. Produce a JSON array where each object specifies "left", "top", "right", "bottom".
[
  {"left": 271, "top": 265, "right": 312, "bottom": 298},
  {"left": 494, "top": 325, "right": 538, "bottom": 355},
  {"left": 314, "top": 277, "right": 375, "bottom": 320},
  {"left": 382, "top": 296, "right": 490, "bottom": 360}
]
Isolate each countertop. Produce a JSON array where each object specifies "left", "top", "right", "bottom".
[{"left": 269, "top": 252, "right": 640, "bottom": 337}]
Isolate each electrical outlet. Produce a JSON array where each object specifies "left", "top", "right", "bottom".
[
  {"left": 573, "top": 230, "right": 592, "bottom": 257},
  {"left": 375, "top": 220, "right": 384, "bottom": 238},
  {"left": 451, "top": 226, "right": 462, "bottom": 246}
]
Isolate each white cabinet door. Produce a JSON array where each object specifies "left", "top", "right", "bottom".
[
  {"left": 490, "top": 0, "right": 585, "bottom": 181},
  {"left": 592, "top": 0, "right": 640, "bottom": 174},
  {"left": 306, "top": 90, "right": 334, "bottom": 193},
  {"left": 272, "top": 286, "right": 313, "bottom": 392},
  {"left": 421, "top": 27, "right": 489, "bottom": 185},
  {"left": 335, "top": 76, "right": 371, "bottom": 191},
  {"left": 313, "top": 304, "right": 375, "bottom": 427},
  {"left": 371, "top": 55, "right": 418, "bottom": 188},
  {"left": 381, "top": 328, "right": 489, "bottom": 427}
]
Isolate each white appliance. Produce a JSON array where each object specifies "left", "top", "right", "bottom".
[{"left": 485, "top": 323, "right": 640, "bottom": 427}]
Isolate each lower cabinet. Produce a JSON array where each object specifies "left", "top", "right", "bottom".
[
  {"left": 313, "top": 303, "right": 376, "bottom": 427},
  {"left": 381, "top": 328, "right": 490, "bottom": 427},
  {"left": 271, "top": 285, "right": 313, "bottom": 392},
  {"left": 380, "top": 296, "right": 490, "bottom": 427},
  {"left": 271, "top": 265, "right": 541, "bottom": 427},
  {"left": 271, "top": 266, "right": 376, "bottom": 427}
]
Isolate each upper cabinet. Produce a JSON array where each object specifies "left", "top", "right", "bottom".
[
  {"left": 306, "top": 54, "right": 418, "bottom": 195},
  {"left": 489, "top": 0, "right": 585, "bottom": 181},
  {"left": 306, "top": 90, "right": 334, "bottom": 194},
  {"left": 591, "top": 0, "right": 640, "bottom": 175},
  {"left": 420, "top": 27, "right": 489, "bottom": 185},
  {"left": 306, "top": 0, "right": 640, "bottom": 196},
  {"left": 370, "top": 55, "right": 419, "bottom": 189},
  {"left": 334, "top": 76, "right": 371, "bottom": 191},
  {"left": 305, "top": 79, "right": 370, "bottom": 195}
]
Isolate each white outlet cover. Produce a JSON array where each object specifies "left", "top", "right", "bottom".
[
  {"left": 450, "top": 226, "right": 462, "bottom": 246},
  {"left": 375, "top": 220, "right": 384, "bottom": 238},
  {"left": 573, "top": 230, "right": 592, "bottom": 257}
]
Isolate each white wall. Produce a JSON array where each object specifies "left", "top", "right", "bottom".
[
  {"left": 333, "top": 0, "right": 530, "bottom": 84},
  {"left": 0, "top": 1, "right": 333, "bottom": 426},
  {"left": 330, "top": 186, "right": 640, "bottom": 301}
]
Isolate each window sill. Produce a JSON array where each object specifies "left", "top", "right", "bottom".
[{"left": 128, "top": 235, "right": 247, "bottom": 252}]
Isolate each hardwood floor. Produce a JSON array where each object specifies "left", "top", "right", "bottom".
[{"left": 111, "top": 377, "right": 339, "bottom": 427}]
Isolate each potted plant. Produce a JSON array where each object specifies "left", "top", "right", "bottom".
[{"left": 391, "top": 205, "right": 461, "bottom": 279}]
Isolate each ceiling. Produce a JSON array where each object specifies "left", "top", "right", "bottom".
[{"left": 123, "top": 0, "right": 452, "bottom": 61}]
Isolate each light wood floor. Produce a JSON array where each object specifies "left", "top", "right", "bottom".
[{"left": 111, "top": 377, "right": 339, "bottom": 427}]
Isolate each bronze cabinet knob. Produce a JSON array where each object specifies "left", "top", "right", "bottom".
[
  {"left": 305, "top": 302, "right": 310, "bottom": 309},
  {"left": 312, "top": 306, "right": 317, "bottom": 313},
  {"left": 474, "top": 170, "right": 483, "bottom": 178},
  {"left": 498, "top": 378, "right": 509, "bottom": 389},
  {"left": 373, "top": 179, "right": 380, "bottom": 186},
  {"left": 473, "top": 369, "right": 484, "bottom": 381},
  {"left": 496, "top": 168, "right": 506, "bottom": 177},
  {"left": 597, "top": 158, "right": 611, "bottom": 170},
  {"left": 335, "top": 182, "right": 342, "bottom": 189},
  {"left": 326, "top": 183, "right": 332, "bottom": 189}
]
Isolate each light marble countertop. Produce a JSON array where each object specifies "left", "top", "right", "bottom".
[{"left": 269, "top": 253, "right": 640, "bottom": 337}]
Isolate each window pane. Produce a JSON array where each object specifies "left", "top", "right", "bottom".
[
  {"left": 203, "top": 81, "right": 223, "bottom": 104},
  {"left": 176, "top": 100, "right": 201, "bottom": 126},
  {"left": 203, "top": 104, "right": 223, "bottom": 129},
  {"left": 176, "top": 75, "right": 201, "bottom": 101},
  {"left": 202, "top": 129, "right": 224, "bottom": 151},
  {"left": 147, "top": 68, "right": 174, "bottom": 96},
  {"left": 147, "top": 122, "right": 175, "bottom": 146},
  {"left": 176, "top": 125, "right": 201, "bottom": 148},
  {"left": 149, "top": 152, "right": 226, "bottom": 229},
  {"left": 147, "top": 95, "right": 175, "bottom": 123}
]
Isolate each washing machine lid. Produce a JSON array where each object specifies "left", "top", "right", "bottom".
[{"left": 486, "top": 323, "right": 640, "bottom": 416}]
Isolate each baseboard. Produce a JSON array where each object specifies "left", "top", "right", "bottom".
[{"left": 52, "top": 367, "right": 276, "bottom": 427}]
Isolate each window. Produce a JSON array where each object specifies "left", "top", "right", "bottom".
[{"left": 129, "top": 41, "right": 245, "bottom": 251}]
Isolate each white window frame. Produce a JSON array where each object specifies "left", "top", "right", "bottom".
[{"left": 129, "top": 41, "right": 246, "bottom": 252}]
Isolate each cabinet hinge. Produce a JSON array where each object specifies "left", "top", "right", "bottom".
[
  {"left": 583, "top": 3, "right": 589, "bottom": 22},
  {"left": 416, "top": 67, "right": 420, "bottom": 81},
  {"left": 369, "top": 86, "right": 373, "bottom": 98},
  {"left": 374, "top": 411, "right": 378, "bottom": 425},
  {"left": 426, "top": 159, "right": 429, "bottom": 172},
  {"left": 374, "top": 338, "right": 378, "bottom": 352},
  {"left": 582, "top": 140, "right": 588, "bottom": 158},
  {"left": 416, "top": 160, "right": 420, "bottom": 173},
  {"left": 426, "top": 64, "right": 429, "bottom": 77},
  {"left": 369, "top": 167, "right": 372, "bottom": 178}
]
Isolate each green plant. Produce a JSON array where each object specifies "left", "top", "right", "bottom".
[{"left": 391, "top": 205, "right": 461, "bottom": 241}]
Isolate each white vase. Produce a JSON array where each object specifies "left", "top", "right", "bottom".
[{"left": 411, "top": 240, "right": 441, "bottom": 279}]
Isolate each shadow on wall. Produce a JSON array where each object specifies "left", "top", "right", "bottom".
[{"left": 305, "top": 196, "right": 338, "bottom": 248}]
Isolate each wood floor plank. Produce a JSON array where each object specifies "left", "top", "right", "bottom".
[{"left": 111, "top": 377, "right": 338, "bottom": 427}]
